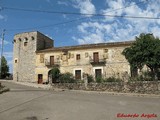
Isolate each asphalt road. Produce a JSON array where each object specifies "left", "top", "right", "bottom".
[{"left": 0, "top": 81, "right": 159, "bottom": 120}]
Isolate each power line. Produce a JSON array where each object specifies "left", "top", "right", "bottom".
[
  {"left": 7, "top": 17, "right": 88, "bottom": 31},
  {"left": 4, "top": 7, "right": 159, "bottom": 19},
  {"left": 5, "top": 0, "right": 152, "bottom": 32},
  {"left": 2, "top": 0, "right": 147, "bottom": 16}
]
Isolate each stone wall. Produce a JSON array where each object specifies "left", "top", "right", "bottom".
[
  {"left": 13, "top": 31, "right": 53, "bottom": 82},
  {"left": 52, "top": 81, "right": 160, "bottom": 94},
  {"left": 13, "top": 32, "right": 38, "bottom": 82},
  {"left": 37, "top": 32, "right": 54, "bottom": 50}
]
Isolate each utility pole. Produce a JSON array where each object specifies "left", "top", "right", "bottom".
[{"left": 0, "top": 29, "right": 5, "bottom": 78}]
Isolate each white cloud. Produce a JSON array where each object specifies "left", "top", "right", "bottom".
[
  {"left": 73, "top": 0, "right": 160, "bottom": 44},
  {"left": 73, "top": 0, "right": 96, "bottom": 17}
]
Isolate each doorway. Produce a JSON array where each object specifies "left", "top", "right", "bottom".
[
  {"left": 38, "top": 74, "right": 43, "bottom": 84},
  {"left": 95, "top": 69, "right": 102, "bottom": 78}
]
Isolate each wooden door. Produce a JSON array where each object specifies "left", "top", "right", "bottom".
[
  {"left": 50, "top": 56, "right": 54, "bottom": 65},
  {"left": 38, "top": 74, "right": 43, "bottom": 84},
  {"left": 75, "top": 70, "right": 81, "bottom": 80},
  {"left": 95, "top": 69, "right": 102, "bottom": 78},
  {"left": 93, "top": 52, "right": 99, "bottom": 62}
]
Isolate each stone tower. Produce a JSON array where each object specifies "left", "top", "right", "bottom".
[{"left": 13, "top": 31, "right": 53, "bottom": 82}]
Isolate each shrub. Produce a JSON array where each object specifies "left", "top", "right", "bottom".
[
  {"left": 96, "top": 76, "right": 103, "bottom": 83},
  {"left": 59, "top": 72, "right": 76, "bottom": 83},
  {"left": 87, "top": 74, "right": 94, "bottom": 83}
]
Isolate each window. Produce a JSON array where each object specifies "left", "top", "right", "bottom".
[
  {"left": 76, "top": 54, "right": 80, "bottom": 60},
  {"left": 18, "top": 38, "right": 21, "bottom": 42},
  {"left": 50, "top": 56, "right": 54, "bottom": 65},
  {"left": 15, "top": 59, "right": 17, "bottom": 63},
  {"left": 24, "top": 42, "right": 28, "bottom": 46},
  {"left": 93, "top": 52, "right": 99, "bottom": 62},
  {"left": 75, "top": 70, "right": 81, "bottom": 79},
  {"left": 31, "top": 36, "right": 35, "bottom": 40}
]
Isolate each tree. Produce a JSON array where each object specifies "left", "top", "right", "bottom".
[
  {"left": 0, "top": 56, "right": 9, "bottom": 79},
  {"left": 122, "top": 33, "right": 160, "bottom": 80}
]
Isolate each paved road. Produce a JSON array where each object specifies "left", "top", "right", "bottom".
[{"left": 0, "top": 81, "right": 159, "bottom": 120}]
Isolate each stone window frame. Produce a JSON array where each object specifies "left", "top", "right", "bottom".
[{"left": 73, "top": 68, "right": 83, "bottom": 80}]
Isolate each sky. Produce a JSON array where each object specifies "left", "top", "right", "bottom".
[{"left": 0, "top": 0, "right": 160, "bottom": 73}]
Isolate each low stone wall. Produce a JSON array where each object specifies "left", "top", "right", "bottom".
[{"left": 52, "top": 81, "right": 160, "bottom": 94}]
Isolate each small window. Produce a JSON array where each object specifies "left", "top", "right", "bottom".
[
  {"left": 25, "top": 37, "right": 28, "bottom": 41},
  {"left": 24, "top": 42, "right": 28, "bottom": 46},
  {"left": 19, "top": 38, "right": 21, "bottom": 42},
  {"left": 76, "top": 54, "right": 80, "bottom": 60},
  {"left": 31, "top": 36, "right": 35, "bottom": 40},
  {"left": 13, "top": 39, "right": 16, "bottom": 43},
  {"left": 15, "top": 59, "right": 18, "bottom": 63}
]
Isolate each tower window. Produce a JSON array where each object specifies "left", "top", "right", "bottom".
[
  {"left": 15, "top": 59, "right": 17, "bottom": 63},
  {"left": 24, "top": 42, "right": 28, "bottom": 46},
  {"left": 19, "top": 38, "right": 21, "bottom": 41},
  {"left": 31, "top": 36, "right": 35, "bottom": 40},
  {"left": 25, "top": 37, "right": 28, "bottom": 41}
]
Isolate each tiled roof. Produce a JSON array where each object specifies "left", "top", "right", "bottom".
[{"left": 36, "top": 41, "right": 134, "bottom": 53}]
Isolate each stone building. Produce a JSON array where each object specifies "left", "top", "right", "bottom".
[{"left": 13, "top": 31, "right": 133, "bottom": 83}]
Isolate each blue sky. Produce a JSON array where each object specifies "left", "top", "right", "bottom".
[{"left": 0, "top": 0, "right": 160, "bottom": 73}]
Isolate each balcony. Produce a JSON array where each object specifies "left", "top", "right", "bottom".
[
  {"left": 45, "top": 60, "right": 60, "bottom": 67},
  {"left": 89, "top": 58, "right": 106, "bottom": 65}
]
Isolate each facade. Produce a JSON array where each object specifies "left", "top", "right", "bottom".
[{"left": 13, "top": 31, "right": 132, "bottom": 83}]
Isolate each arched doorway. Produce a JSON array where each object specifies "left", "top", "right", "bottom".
[{"left": 48, "top": 69, "right": 58, "bottom": 83}]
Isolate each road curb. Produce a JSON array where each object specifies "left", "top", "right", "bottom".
[{"left": 68, "top": 89, "right": 160, "bottom": 98}]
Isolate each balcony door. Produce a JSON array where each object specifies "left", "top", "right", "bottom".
[
  {"left": 93, "top": 52, "right": 99, "bottom": 62},
  {"left": 50, "top": 56, "right": 54, "bottom": 65}
]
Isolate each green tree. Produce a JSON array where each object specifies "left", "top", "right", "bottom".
[
  {"left": 122, "top": 33, "right": 160, "bottom": 80},
  {"left": 0, "top": 56, "right": 9, "bottom": 79}
]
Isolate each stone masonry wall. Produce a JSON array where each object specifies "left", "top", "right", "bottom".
[
  {"left": 37, "top": 32, "right": 53, "bottom": 51},
  {"left": 13, "top": 31, "right": 54, "bottom": 82},
  {"left": 13, "top": 32, "right": 38, "bottom": 82},
  {"left": 52, "top": 81, "right": 160, "bottom": 94}
]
